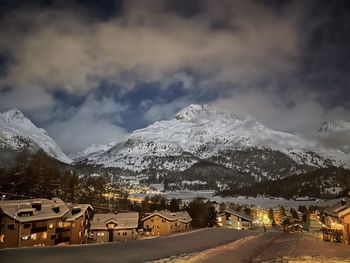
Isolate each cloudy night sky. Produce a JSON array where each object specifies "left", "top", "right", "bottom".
[{"left": 0, "top": 0, "right": 349, "bottom": 154}]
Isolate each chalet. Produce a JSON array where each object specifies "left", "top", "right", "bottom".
[
  {"left": 0, "top": 198, "right": 93, "bottom": 249},
  {"left": 217, "top": 209, "right": 253, "bottom": 230},
  {"left": 141, "top": 210, "right": 192, "bottom": 236},
  {"left": 90, "top": 212, "right": 139, "bottom": 243},
  {"left": 323, "top": 197, "right": 350, "bottom": 244}
]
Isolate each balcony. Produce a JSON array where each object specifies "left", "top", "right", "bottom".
[{"left": 31, "top": 226, "right": 47, "bottom": 233}]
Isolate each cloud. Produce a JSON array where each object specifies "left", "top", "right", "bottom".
[
  {"left": 0, "top": 0, "right": 349, "bottom": 154},
  {"left": 0, "top": 0, "right": 300, "bottom": 94},
  {"left": 45, "top": 95, "right": 128, "bottom": 153}
]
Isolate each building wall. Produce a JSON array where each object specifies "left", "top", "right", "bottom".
[
  {"left": 69, "top": 214, "right": 89, "bottom": 245},
  {"left": 0, "top": 214, "right": 58, "bottom": 249},
  {"left": 341, "top": 214, "right": 350, "bottom": 244},
  {"left": 143, "top": 215, "right": 175, "bottom": 236},
  {"left": 91, "top": 228, "right": 136, "bottom": 243},
  {"left": 92, "top": 230, "right": 109, "bottom": 243},
  {"left": 223, "top": 213, "right": 252, "bottom": 230},
  {"left": 113, "top": 229, "right": 135, "bottom": 241}
]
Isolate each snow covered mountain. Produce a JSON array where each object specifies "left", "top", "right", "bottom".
[
  {"left": 0, "top": 109, "right": 71, "bottom": 163},
  {"left": 318, "top": 119, "right": 350, "bottom": 154},
  {"left": 72, "top": 142, "right": 117, "bottom": 160},
  {"left": 76, "top": 104, "right": 348, "bottom": 180},
  {"left": 319, "top": 120, "right": 350, "bottom": 134}
]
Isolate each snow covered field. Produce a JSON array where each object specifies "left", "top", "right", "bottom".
[{"left": 130, "top": 190, "right": 339, "bottom": 208}]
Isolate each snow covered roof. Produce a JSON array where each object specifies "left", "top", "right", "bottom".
[
  {"left": 324, "top": 197, "right": 350, "bottom": 218},
  {"left": 141, "top": 210, "right": 192, "bottom": 223},
  {"left": 0, "top": 198, "right": 93, "bottom": 223},
  {"left": 90, "top": 212, "right": 139, "bottom": 230},
  {"left": 225, "top": 209, "right": 252, "bottom": 222},
  {"left": 62, "top": 204, "right": 93, "bottom": 222},
  {"left": 0, "top": 198, "right": 70, "bottom": 223}
]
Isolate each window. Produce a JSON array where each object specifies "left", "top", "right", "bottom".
[
  {"left": 157, "top": 225, "right": 161, "bottom": 229},
  {"left": 162, "top": 219, "right": 166, "bottom": 223},
  {"left": 31, "top": 233, "right": 37, "bottom": 240},
  {"left": 107, "top": 223, "right": 115, "bottom": 229},
  {"left": 48, "top": 224, "right": 54, "bottom": 229},
  {"left": 8, "top": 224, "right": 15, "bottom": 230},
  {"left": 24, "top": 223, "right": 31, "bottom": 229},
  {"left": 78, "top": 231, "right": 82, "bottom": 238},
  {"left": 151, "top": 219, "right": 154, "bottom": 222},
  {"left": 18, "top": 211, "right": 33, "bottom": 217},
  {"left": 21, "top": 235, "right": 30, "bottom": 240},
  {"left": 41, "top": 232, "right": 47, "bottom": 240},
  {"left": 52, "top": 206, "right": 60, "bottom": 213},
  {"left": 97, "top": 232, "right": 105, "bottom": 237},
  {"left": 51, "top": 234, "right": 55, "bottom": 240},
  {"left": 118, "top": 232, "right": 121, "bottom": 235},
  {"left": 123, "top": 232, "right": 127, "bottom": 236}
]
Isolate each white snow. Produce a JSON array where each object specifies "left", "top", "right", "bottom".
[
  {"left": 0, "top": 109, "right": 71, "bottom": 163},
  {"left": 79, "top": 104, "right": 349, "bottom": 171}
]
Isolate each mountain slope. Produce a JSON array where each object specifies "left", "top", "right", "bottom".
[
  {"left": 0, "top": 109, "right": 71, "bottom": 164},
  {"left": 77, "top": 104, "right": 348, "bottom": 180},
  {"left": 318, "top": 119, "right": 350, "bottom": 154}
]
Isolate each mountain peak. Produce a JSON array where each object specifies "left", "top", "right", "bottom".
[
  {"left": 2, "top": 108, "right": 26, "bottom": 121},
  {"left": 175, "top": 104, "right": 254, "bottom": 122}
]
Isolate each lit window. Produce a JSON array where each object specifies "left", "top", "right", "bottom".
[
  {"left": 41, "top": 232, "right": 47, "bottom": 240},
  {"left": 78, "top": 232, "right": 82, "bottom": 238},
  {"left": 107, "top": 223, "right": 115, "bottom": 229},
  {"left": 48, "top": 224, "right": 54, "bottom": 229},
  {"left": 21, "top": 235, "right": 30, "bottom": 240},
  {"left": 31, "top": 233, "right": 37, "bottom": 240}
]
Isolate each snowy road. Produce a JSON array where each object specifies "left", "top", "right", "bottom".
[
  {"left": 0, "top": 228, "right": 256, "bottom": 263},
  {"left": 155, "top": 232, "right": 350, "bottom": 263}
]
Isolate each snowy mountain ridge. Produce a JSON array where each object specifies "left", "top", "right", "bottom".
[
  {"left": 0, "top": 109, "right": 71, "bottom": 163},
  {"left": 76, "top": 104, "right": 349, "bottom": 178}
]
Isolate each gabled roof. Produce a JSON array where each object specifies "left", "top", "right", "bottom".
[
  {"left": 141, "top": 210, "right": 192, "bottom": 223},
  {"left": 63, "top": 204, "right": 93, "bottom": 222},
  {"left": 90, "top": 212, "right": 139, "bottom": 230},
  {"left": 0, "top": 198, "right": 70, "bottom": 223},
  {"left": 225, "top": 209, "right": 252, "bottom": 222},
  {"left": 324, "top": 197, "right": 350, "bottom": 218}
]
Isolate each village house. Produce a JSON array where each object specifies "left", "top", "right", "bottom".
[
  {"left": 217, "top": 209, "right": 253, "bottom": 230},
  {"left": 90, "top": 212, "right": 139, "bottom": 243},
  {"left": 323, "top": 196, "right": 350, "bottom": 244},
  {"left": 0, "top": 198, "right": 93, "bottom": 249},
  {"left": 141, "top": 210, "right": 192, "bottom": 236}
]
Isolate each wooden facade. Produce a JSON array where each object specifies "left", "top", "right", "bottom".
[
  {"left": 217, "top": 209, "right": 252, "bottom": 230},
  {"left": 323, "top": 197, "right": 350, "bottom": 244},
  {"left": 141, "top": 211, "right": 192, "bottom": 236},
  {"left": 90, "top": 212, "right": 139, "bottom": 243},
  {"left": 0, "top": 198, "right": 93, "bottom": 249}
]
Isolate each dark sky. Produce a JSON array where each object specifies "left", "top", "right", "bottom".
[{"left": 0, "top": 0, "right": 349, "bottom": 153}]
